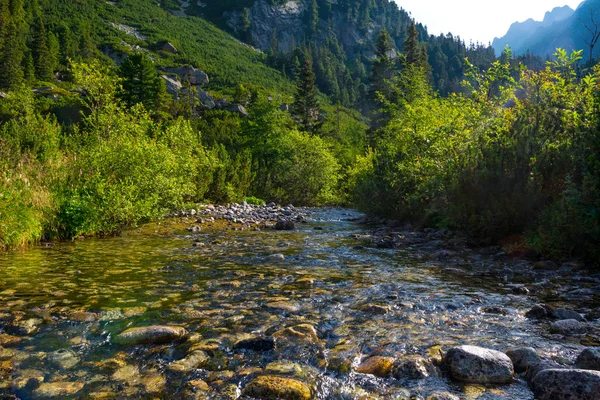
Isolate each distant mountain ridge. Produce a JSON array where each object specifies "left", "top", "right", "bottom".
[{"left": 492, "top": 5, "right": 575, "bottom": 57}]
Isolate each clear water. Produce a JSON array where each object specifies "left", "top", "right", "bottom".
[{"left": 0, "top": 208, "right": 595, "bottom": 399}]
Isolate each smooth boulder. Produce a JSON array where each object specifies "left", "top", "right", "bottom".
[
  {"left": 532, "top": 369, "right": 600, "bottom": 400},
  {"left": 115, "top": 326, "right": 187, "bottom": 345},
  {"left": 505, "top": 347, "right": 541, "bottom": 373},
  {"left": 576, "top": 348, "right": 600, "bottom": 371},
  {"left": 549, "top": 319, "right": 586, "bottom": 335},
  {"left": 444, "top": 345, "right": 514, "bottom": 384}
]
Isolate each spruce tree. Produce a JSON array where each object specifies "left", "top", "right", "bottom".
[
  {"left": 404, "top": 21, "right": 420, "bottom": 66},
  {"left": 0, "top": 20, "right": 24, "bottom": 89},
  {"left": 33, "top": 17, "right": 53, "bottom": 81},
  {"left": 118, "top": 52, "right": 164, "bottom": 112},
  {"left": 370, "top": 28, "right": 395, "bottom": 102},
  {"left": 292, "top": 58, "right": 320, "bottom": 133}
]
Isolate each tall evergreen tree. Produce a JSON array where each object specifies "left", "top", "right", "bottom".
[
  {"left": 33, "top": 17, "right": 53, "bottom": 81},
  {"left": 118, "top": 52, "right": 165, "bottom": 112},
  {"left": 404, "top": 21, "right": 420, "bottom": 66},
  {"left": 292, "top": 58, "right": 320, "bottom": 133},
  {"left": 0, "top": 19, "right": 24, "bottom": 89},
  {"left": 370, "top": 28, "right": 395, "bottom": 102},
  {"left": 308, "top": 0, "right": 318, "bottom": 37}
]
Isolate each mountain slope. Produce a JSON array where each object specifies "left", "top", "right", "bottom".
[{"left": 493, "top": 1, "right": 600, "bottom": 61}]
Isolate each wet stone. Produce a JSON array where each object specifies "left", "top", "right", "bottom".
[
  {"left": 505, "top": 347, "right": 541, "bottom": 373},
  {"left": 68, "top": 311, "right": 98, "bottom": 322},
  {"left": 242, "top": 375, "right": 312, "bottom": 400},
  {"left": 168, "top": 350, "right": 209, "bottom": 372},
  {"left": 233, "top": 336, "right": 275, "bottom": 352},
  {"left": 8, "top": 318, "right": 42, "bottom": 335},
  {"left": 33, "top": 381, "right": 84, "bottom": 398},
  {"left": 525, "top": 304, "right": 555, "bottom": 319},
  {"left": 0, "top": 334, "right": 21, "bottom": 347},
  {"left": 549, "top": 319, "right": 586, "bottom": 335},
  {"left": 115, "top": 325, "right": 187, "bottom": 345},
  {"left": 359, "top": 304, "right": 390, "bottom": 315},
  {"left": 575, "top": 348, "right": 600, "bottom": 371},
  {"left": 444, "top": 345, "right": 514, "bottom": 384},
  {"left": 48, "top": 348, "right": 80, "bottom": 369},
  {"left": 426, "top": 393, "right": 460, "bottom": 400},
  {"left": 272, "top": 324, "right": 320, "bottom": 345},
  {"left": 354, "top": 356, "right": 395, "bottom": 377},
  {"left": 532, "top": 369, "right": 600, "bottom": 400},
  {"left": 393, "top": 355, "right": 437, "bottom": 380},
  {"left": 554, "top": 308, "right": 584, "bottom": 322}
]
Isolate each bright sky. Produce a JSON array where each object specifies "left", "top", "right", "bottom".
[{"left": 395, "top": 0, "right": 585, "bottom": 44}]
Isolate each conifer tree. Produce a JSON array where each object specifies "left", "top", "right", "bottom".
[
  {"left": 404, "top": 21, "right": 420, "bottom": 66},
  {"left": 0, "top": 19, "right": 24, "bottom": 89},
  {"left": 33, "top": 17, "right": 53, "bottom": 81},
  {"left": 23, "top": 50, "right": 34, "bottom": 84},
  {"left": 118, "top": 52, "right": 164, "bottom": 112},
  {"left": 370, "top": 28, "right": 395, "bottom": 102},
  {"left": 308, "top": 0, "right": 318, "bottom": 37},
  {"left": 293, "top": 58, "right": 320, "bottom": 133}
]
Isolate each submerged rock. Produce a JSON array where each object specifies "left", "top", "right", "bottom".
[
  {"left": 242, "top": 375, "right": 312, "bottom": 400},
  {"left": 272, "top": 324, "right": 320, "bottom": 345},
  {"left": 48, "top": 349, "right": 80, "bottom": 369},
  {"left": 505, "top": 347, "right": 541, "bottom": 373},
  {"left": 33, "top": 381, "right": 84, "bottom": 398},
  {"left": 115, "top": 325, "right": 187, "bottom": 345},
  {"left": 426, "top": 393, "right": 460, "bottom": 400},
  {"left": 532, "top": 369, "right": 600, "bottom": 400},
  {"left": 168, "top": 350, "right": 209, "bottom": 372},
  {"left": 444, "top": 345, "right": 514, "bottom": 384},
  {"left": 275, "top": 220, "right": 295, "bottom": 231},
  {"left": 354, "top": 356, "right": 395, "bottom": 377},
  {"left": 393, "top": 355, "right": 438, "bottom": 380},
  {"left": 576, "top": 348, "right": 600, "bottom": 371},
  {"left": 234, "top": 336, "right": 275, "bottom": 352}
]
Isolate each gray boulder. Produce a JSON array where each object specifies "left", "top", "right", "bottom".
[
  {"left": 550, "top": 319, "right": 586, "bottom": 334},
  {"left": 160, "top": 41, "right": 178, "bottom": 54},
  {"left": 275, "top": 220, "right": 295, "bottom": 230},
  {"left": 197, "top": 89, "right": 215, "bottom": 109},
  {"left": 526, "top": 360, "right": 566, "bottom": 384},
  {"left": 505, "top": 347, "right": 541, "bottom": 373},
  {"left": 554, "top": 308, "right": 584, "bottom": 321},
  {"left": 164, "top": 65, "right": 209, "bottom": 86},
  {"left": 115, "top": 325, "right": 187, "bottom": 345},
  {"left": 576, "top": 348, "right": 600, "bottom": 371},
  {"left": 532, "top": 369, "right": 600, "bottom": 400},
  {"left": 228, "top": 104, "right": 249, "bottom": 117},
  {"left": 444, "top": 345, "right": 514, "bottom": 384},
  {"left": 161, "top": 75, "right": 183, "bottom": 96}
]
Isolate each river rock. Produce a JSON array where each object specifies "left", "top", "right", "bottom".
[
  {"left": 272, "top": 324, "right": 320, "bottom": 345},
  {"left": 393, "top": 355, "right": 437, "bottom": 379},
  {"left": 426, "top": 393, "right": 460, "bottom": 400},
  {"left": 575, "top": 348, "right": 600, "bottom": 371},
  {"left": 115, "top": 325, "right": 187, "bottom": 345},
  {"left": 234, "top": 336, "right": 275, "bottom": 352},
  {"left": 554, "top": 308, "right": 584, "bottom": 321},
  {"left": 532, "top": 369, "right": 600, "bottom": 400},
  {"left": 525, "top": 304, "right": 555, "bottom": 319},
  {"left": 8, "top": 318, "right": 42, "bottom": 335},
  {"left": 33, "top": 381, "right": 84, "bottom": 398},
  {"left": 275, "top": 220, "right": 295, "bottom": 230},
  {"left": 242, "top": 375, "right": 312, "bottom": 400},
  {"left": 444, "top": 345, "right": 514, "bottom": 384},
  {"left": 48, "top": 349, "right": 80, "bottom": 369},
  {"left": 505, "top": 347, "right": 541, "bottom": 373},
  {"left": 525, "top": 360, "right": 566, "bottom": 384},
  {"left": 168, "top": 350, "right": 209, "bottom": 372},
  {"left": 0, "top": 334, "right": 21, "bottom": 347},
  {"left": 549, "top": 319, "right": 586, "bottom": 334},
  {"left": 355, "top": 356, "right": 395, "bottom": 377}
]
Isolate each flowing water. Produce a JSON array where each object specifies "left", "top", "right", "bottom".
[{"left": 0, "top": 208, "right": 597, "bottom": 399}]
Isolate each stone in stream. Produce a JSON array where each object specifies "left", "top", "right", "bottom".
[
  {"left": 393, "top": 355, "right": 438, "bottom": 380},
  {"left": 33, "top": 381, "right": 84, "bottom": 398},
  {"left": 525, "top": 360, "right": 566, "bottom": 384},
  {"left": 554, "top": 308, "right": 584, "bottom": 322},
  {"left": 354, "top": 356, "right": 395, "bottom": 377},
  {"left": 576, "top": 348, "right": 600, "bottom": 371},
  {"left": 275, "top": 220, "right": 295, "bottom": 230},
  {"left": 525, "top": 304, "right": 555, "bottom": 319},
  {"left": 532, "top": 369, "right": 600, "bottom": 400},
  {"left": 444, "top": 345, "right": 514, "bottom": 384},
  {"left": 549, "top": 319, "right": 586, "bottom": 335},
  {"left": 0, "top": 334, "right": 22, "bottom": 347},
  {"left": 47, "top": 349, "right": 80, "bottom": 369},
  {"left": 115, "top": 325, "right": 187, "bottom": 345},
  {"left": 7, "top": 318, "right": 42, "bottom": 335},
  {"left": 426, "top": 393, "right": 460, "bottom": 400},
  {"left": 233, "top": 336, "right": 275, "bottom": 352},
  {"left": 242, "top": 375, "right": 312, "bottom": 400},
  {"left": 272, "top": 324, "right": 320, "bottom": 345},
  {"left": 168, "top": 350, "right": 209, "bottom": 372},
  {"left": 505, "top": 347, "right": 541, "bottom": 373}
]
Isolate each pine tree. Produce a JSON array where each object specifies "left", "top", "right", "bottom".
[
  {"left": 292, "top": 58, "right": 320, "bottom": 133},
  {"left": 240, "top": 7, "right": 251, "bottom": 43},
  {"left": 308, "top": 0, "right": 318, "bottom": 37},
  {"left": 23, "top": 50, "right": 34, "bottom": 84},
  {"left": 404, "top": 21, "right": 420, "bottom": 66},
  {"left": 33, "top": 17, "right": 53, "bottom": 81},
  {"left": 370, "top": 28, "right": 395, "bottom": 102},
  {"left": 0, "top": 0, "right": 10, "bottom": 43},
  {"left": 269, "top": 28, "right": 278, "bottom": 54},
  {"left": 118, "top": 52, "right": 164, "bottom": 111},
  {"left": 0, "top": 19, "right": 24, "bottom": 89}
]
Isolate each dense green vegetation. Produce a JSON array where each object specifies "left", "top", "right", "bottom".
[
  {"left": 1, "top": 0, "right": 599, "bottom": 264},
  {"left": 353, "top": 44, "right": 600, "bottom": 261}
]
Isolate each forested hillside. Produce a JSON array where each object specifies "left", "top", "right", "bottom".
[{"left": 0, "top": 0, "right": 599, "bottom": 263}]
